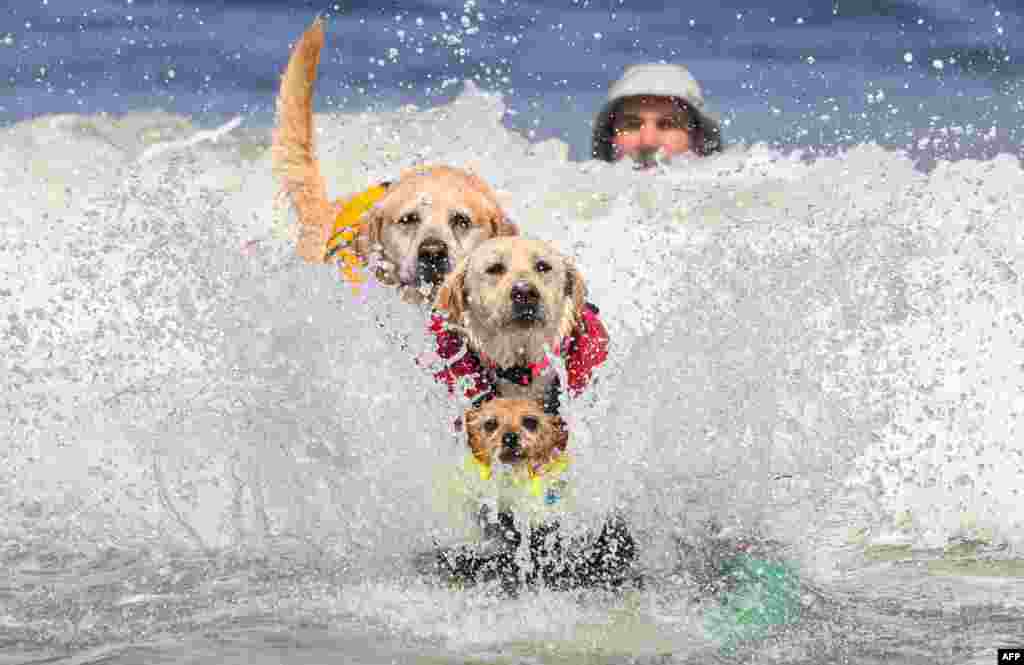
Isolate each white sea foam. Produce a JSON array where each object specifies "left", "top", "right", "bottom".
[{"left": 2, "top": 83, "right": 1022, "bottom": 581}]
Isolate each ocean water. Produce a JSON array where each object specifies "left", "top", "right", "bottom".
[
  {"left": 3, "top": 0, "right": 1024, "bottom": 161},
  {"left": 3, "top": 2, "right": 1024, "bottom": 664}
]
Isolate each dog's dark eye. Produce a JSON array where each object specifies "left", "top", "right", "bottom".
[
  {"left": 521, "top": 416, "right": 539, "bottom": 432},
  {"left": 398, "top": 212, "right": 420, "bottom": 226},
  {"left": 450, "top": 212, "right": 472, "bottom": 230},
  {"left": 485, "top": 263, "right": 506, "bottom": 276},
  {"left": 535, "top": 260, "right": 552, "bottom": 274},
  {"left": 483, "top": 419, "right": 499, "bottom": 433}
]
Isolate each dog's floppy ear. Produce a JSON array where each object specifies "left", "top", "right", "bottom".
[
  {"left": 551, "top": 415, "right": 569, "bottom": 455},
  {"left": 361, "top": 203, "right": 388, "bottom": 246},
  {"left": 565, "top": 259, "right": 588, "bottom": 317},
  {"left": 463, "top": 408, "right": 490, "bottom": 465},
  {"left": 490, "top": 213, "right": 520, "bottom": 238},
  {"left": 352, "top": 206, "right": 399, "bottom": 285},
  {"left": 433, "top": 257, "right": 469, "bottom": 323},
  {"left": 349, "top": 207, "right": 374, "bottom": 257}
]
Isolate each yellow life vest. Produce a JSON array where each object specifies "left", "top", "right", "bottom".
[
  {"left": 458, "top": 452, "right": 571, "bottom": 517},
  {"left": 432, "top": 451, "right": 571, "bottom": 541},
  {"left": 467, "top": 453, "right": 571, "bottom": 501},
  {"left": 324, "top": 182, "right": 390, "bottom": 292}
]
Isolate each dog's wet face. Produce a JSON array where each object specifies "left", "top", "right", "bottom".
[
  {"left": 465, "top": 399, "right": 567, "bottom": 469},
  {"left": 467, "top": 237, "right": 573, "bottom": 329},
  {"left": 366, "top": 167, "right": 515, "bottom": 297},
  {"left": 383, "top": 195, "right": 481, "bottom": 288},
  {"left": 434, "top": 236, "right": 586, "bottom": 367}
]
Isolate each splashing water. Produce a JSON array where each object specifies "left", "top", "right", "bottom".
[{"left": 3, "top": 85, "right": 1023, "bottom": 663}]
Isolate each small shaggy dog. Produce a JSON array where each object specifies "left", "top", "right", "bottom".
[
  {"left": 271, "top": 18, "right": 517, "bottom": 302},
  {"left": 429, "top": 237, "right": 609, "bottom": 413},
  {"left": 427, "top": 398, "right": 637, "bottom": 593}
]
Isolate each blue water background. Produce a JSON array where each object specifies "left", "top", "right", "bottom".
[{"left": 2, "top": 0, "right": 1023, "bottom": 160}]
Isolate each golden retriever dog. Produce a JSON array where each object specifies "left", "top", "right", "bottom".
[
  {"left": 430, "top": 237, "right": 609, "bottom": 412},
  {"left": 271, "top": 18, "right": 517, "bottom": 303}
]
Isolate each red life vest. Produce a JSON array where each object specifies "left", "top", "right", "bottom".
[{"left": 428, "top": 303, "right": 609, "bottom": 408}]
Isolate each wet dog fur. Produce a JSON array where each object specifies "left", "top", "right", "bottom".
[
  {"left": 464, "top": 398, "right": 568, "bottom": 475},
  {"left": 434, "top": 237, "right": 588, "bottom": 402},
  {"left": 271, "top": 18, "right": 518, "bottom": 303}
]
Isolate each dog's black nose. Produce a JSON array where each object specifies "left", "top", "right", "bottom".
[
  {"left": 501, "top": 431, "right": 520, "bottom": 449},
  {"left": 510, "top": 281, "right": 539, "bottom": 305},
  {"left": 417, "top": 241, "right": 450, "bottom": 284}
]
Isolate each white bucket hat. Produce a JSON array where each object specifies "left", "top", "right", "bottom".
[{"left": 592, "top": 63, "right": 722, "bottom": 161}]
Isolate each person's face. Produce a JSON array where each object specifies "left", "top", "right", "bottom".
[{"left": 610, "top": 96, "right": 697, "bottom": 166}]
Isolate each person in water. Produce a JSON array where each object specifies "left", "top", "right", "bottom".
[{"left": 592, "top": 63, "right": 722, "bottom": 167}]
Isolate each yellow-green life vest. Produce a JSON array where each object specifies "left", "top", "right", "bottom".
[{"left": 440, "top": 452, "right": 573, "bottom": 532}]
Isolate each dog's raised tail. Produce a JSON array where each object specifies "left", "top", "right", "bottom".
[{"left": 272, "top": 17, "right": 334, "bottom": 263}]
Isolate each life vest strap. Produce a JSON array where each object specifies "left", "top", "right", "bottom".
[
  {"left": 324, "top": 181, "right": 390, "bottom": 289},
  {"left": 467, "top": 452, "right": 570, "bottom": 499}
]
